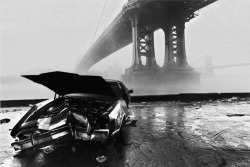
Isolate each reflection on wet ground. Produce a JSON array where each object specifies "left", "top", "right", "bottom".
[{"left": 1, "top": 100, "right": 250, "bottom": 167}]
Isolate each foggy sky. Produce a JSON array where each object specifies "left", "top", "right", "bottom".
[{"left": 1, "top": 0, "right": 250, "bottom": 99}]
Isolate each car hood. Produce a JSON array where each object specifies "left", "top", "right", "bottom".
[{"left": 22, "top": 71, "right": 116, "bottom": 97}]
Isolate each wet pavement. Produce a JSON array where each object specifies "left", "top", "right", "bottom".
[{"left": 1, "top": 99, "right": 250, "bottom": 167}]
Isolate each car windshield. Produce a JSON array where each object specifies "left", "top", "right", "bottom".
[{"left": 108, "top": 82, "right": 121, "bottom": 98}]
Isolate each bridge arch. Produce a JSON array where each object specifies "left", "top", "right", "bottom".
[
  {"left": 141, "top": 56, "right": 147, "bottom": 66},
  {"left": 154, "top": 28, "right": 165, "bottom": 67}
]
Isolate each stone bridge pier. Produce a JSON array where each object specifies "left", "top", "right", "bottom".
[{"left": 122, "top": 3, "right": 200, "bottom": 94}]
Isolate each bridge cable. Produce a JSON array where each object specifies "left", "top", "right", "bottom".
[
  {"left": 104, "top": 0, "right": 114, "bottom": 29},
  {"left": 88, "top": 0, "right": 108, "bottom": 48},
  {"left": 106, "top": 0, "right": 118, "bottom": 28}
]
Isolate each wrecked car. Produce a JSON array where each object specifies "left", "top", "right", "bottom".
[{"left": 10, "top": 71, "right": 133, "bottom": 151}]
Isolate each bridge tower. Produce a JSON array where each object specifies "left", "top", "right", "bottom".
[{"left": 122, "top": 1, "right": 200, "bottom": 94}]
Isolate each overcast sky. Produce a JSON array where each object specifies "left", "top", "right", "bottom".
[
  {"left": 1, "top": 0, "right": 250, "bottom": 99},
  {"left": 1, "top": 0, "right": 127, "bottom": 76}
]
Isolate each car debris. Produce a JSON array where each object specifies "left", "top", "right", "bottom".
[
  {"left": 226, "top": 114, "right": 246, "bottom": 117},
  {"left": 0, "top": 118, "right": 10, "bottom": 124},
  {"left": 96, "top": 155, "right": 107, "bottom": 163},
  {"left": 125, "top": 117, "right": 138, "bottom": 127}
]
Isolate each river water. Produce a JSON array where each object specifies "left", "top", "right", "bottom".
[{"left": 1, "top": 99, "right": 250, "bottom": 167}]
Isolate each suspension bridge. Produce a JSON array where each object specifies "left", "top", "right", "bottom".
[{"left": 75, "top": 0, "right": 219, "bottom": 93}]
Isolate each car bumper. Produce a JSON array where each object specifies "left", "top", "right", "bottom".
[{"left": 11, "top": 124, "right": 110, "bottom": 151}]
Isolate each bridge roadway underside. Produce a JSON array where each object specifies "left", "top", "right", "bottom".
[{"left": 76, "top": 0, "right": 217, "bottom": 73}]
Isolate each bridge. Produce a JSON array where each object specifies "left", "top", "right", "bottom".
[
  {"left": 75, "top": 0, "right": 218, "bottom": 93},
  {"left": 199, "top": 56, "right": 250, "bottom": 76}
]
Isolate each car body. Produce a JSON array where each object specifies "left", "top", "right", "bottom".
[{"left": 10, "top": 71, "right": 133, "bottom": 151}]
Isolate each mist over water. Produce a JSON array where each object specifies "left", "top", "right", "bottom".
[
  {"left": 2, "top": 66, "right": 249, "bottom": 100},
  {"left": 1, "top": 78, "right": 53, "bottom": 100},
  {"left": 88, "top": 64, "right": 250, "bottom": 96}
]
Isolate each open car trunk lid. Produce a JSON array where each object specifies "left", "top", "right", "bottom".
[{"left": 22, "top": 71, "right": 116, "bottom": 97}]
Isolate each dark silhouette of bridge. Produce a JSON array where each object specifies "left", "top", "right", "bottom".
[{"left": 75, "top": 0, "right": 218, "bottom": 93}]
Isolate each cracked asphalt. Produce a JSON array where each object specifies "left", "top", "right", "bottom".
[{"left": 1, "top": 98, "right": 250, "bottom": 167}]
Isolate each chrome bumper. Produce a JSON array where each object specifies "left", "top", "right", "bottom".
[{"left": 11, "top": 125, "right": 110, "bottom": 151}]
